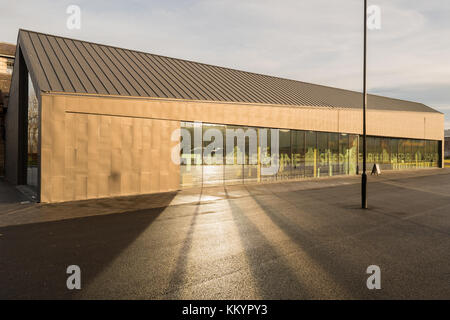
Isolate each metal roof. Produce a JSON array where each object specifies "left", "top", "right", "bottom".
[{"left": 18, "top": 29, "right": 439, "bottom": 113}]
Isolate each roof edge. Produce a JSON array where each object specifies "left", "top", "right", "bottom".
[
  {"left": 17, "top": 28, "right": 442, "bottom": 114},
  {"left": 41, "top": 91, "right": 443, "bottom": 115}
]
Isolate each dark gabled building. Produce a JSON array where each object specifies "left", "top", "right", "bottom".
[
  {"left": 0, "top": 42, "right": 16, "bottom": 176},
  {"left": 445, "top": 129, "right": 450, "bottom": 159}
]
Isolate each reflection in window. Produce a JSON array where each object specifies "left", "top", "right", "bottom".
[
  {"left": 203, "top": 123, "right": 225, "bottom": 185},
  {"left": 339, "top": 134, "right": 349, "bottom": 175},
  {"left": 180, "top": 122, "right": 203, "bottom": 187},
  {"left": 179, "top": 121, "right": 441, "bottom": 188},
  {"left": 348, "top": 135, "right": 358, "bottom": 175},
  {"left": 389, "top": 139, "right": 398, "bottom": 168},
  {"left": 225, "top": 125, "right": 245, "bottom": 184},
  {"left": 27, "top": 74, "right": 39, "bottom": 188},
  {"left": 305, "top": 131, "right": 316, "bottom": 178},
  {"left": 329, "top": 133, "right": 339, "bottom": 176},
  {"left": 291, "top": 130, "right": 305, "bottom": 178},
  {"left": 317, "top": 132, "right": 328, "bottom": 178},
  {"left": 380, "top": 138, "right": 390, "bottom": 164},
  {"left": 278, "top": 129, "right": 291, "bottom": 179}
]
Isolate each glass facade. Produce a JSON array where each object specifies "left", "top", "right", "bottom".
[
  {"left": 359, "top": 136, "right": 440, "bottom": 171},
  {"left": 181, "top": 121, "right": 441, "bottom": 188},
  {"left": 27, "top": 74, "right": 39, "bottom": 188}
]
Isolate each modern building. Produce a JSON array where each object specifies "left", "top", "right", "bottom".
[
  {"left": 4, "top": 29, "right": 444, "bottom": 203},
  {"left": 0, "top": 42, "right": 16, "bottom": 176}
]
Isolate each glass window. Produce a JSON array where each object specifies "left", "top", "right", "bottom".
[
  {"left": 180, "top": 122, "right": 203, "bottom": 187},
  {"left": 329, "top": 133, "right": 339, "bottom": 176},
  {"left": 404, "top": 139, "right": 413, "bottom": 167},
  {"left": 390, "top": 138, "right": 398, "bottom": 169},
  {"left": 374, "top": 137, "right": 382, "bottom": 164},
  {"left": 398, "top": 138, "right": 406, "bottom": 167},
  {"left": 380, "top": 138, "right": 390, "bottom": 165},
  {"left": 425, "top": 140, "right": 431, "bottom": 166},
  {"left": 179, "top": 123, "right": 441, "bottom": 188},
  {"left": 430, "top": 140, "right": 439, "bottom": 167},
  {"left": 202, "top": 123, "right": 225, "bottom": 185},
  {"left": 339, "top": 133, "right": 349, "bottom": 175},
  {"left": 348, "top": 135, "right": 358, "bottom": 175},
  {"left": 317, "top": 132, "right": 328, "bottom": 177},
  {"left": 366, "top": 136, "right": 374, "bottom": 166},
  {"left": 410, "top": 139, "right": 419, "bottom": 168},
  {"left": 358, "top": 135, "right": 363, "bottom": 171},
  {"left": 244, "top": 127, "right": 259, "bottom": 183},
  {"left": 278, "top": 129, "right": 291, "bottom": 179},
  {"left": 259, "top": 127, "right": 276, "bottom": 182},
  {"left": 225, "top": 125, "right": 245, "bottom": 184},
  {"left": 27, "top": 74, "right": 39, "bottom": 188},
  {"left": 291, "top": 130, "right": 305, "bottom": 178},
  {"left": 416, "top": 140, "right": 425, "bottom": 168},
  {"left": 305, "top": 131, "right": 316, "bottom": 177}
]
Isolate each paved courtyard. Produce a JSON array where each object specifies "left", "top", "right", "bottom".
[{"left": 0, "top": 169, "right": 449, "bottom": 299}]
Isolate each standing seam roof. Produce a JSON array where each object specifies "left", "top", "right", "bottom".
[{"left": 18, "top": 29, "right": 440, "bottom": 113}]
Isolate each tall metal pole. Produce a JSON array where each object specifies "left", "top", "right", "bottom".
[{"left": 361, "top": 0, "right": 368, "bottom": 209}]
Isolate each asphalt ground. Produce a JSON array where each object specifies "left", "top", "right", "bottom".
[{"left": 0, "top": 169, "right": 449, "bottom": 299}]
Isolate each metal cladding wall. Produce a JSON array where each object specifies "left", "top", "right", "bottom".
[
  {"left": 39, "top": 92, "right": 444, "bottom": 203},
  {"left": 40, "top": 94, "right": 180, "bottom": 203}
]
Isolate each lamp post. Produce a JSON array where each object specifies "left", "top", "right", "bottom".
[{"left": 361, "top": 0, "right": 368, "bottom": 209}]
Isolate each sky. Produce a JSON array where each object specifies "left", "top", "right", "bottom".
[{"left": 1, "top": 0, "right": 449, "bottom": 128}]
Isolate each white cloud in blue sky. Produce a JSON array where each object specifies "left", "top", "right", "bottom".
[{"left": 1, "top": 0, "right": 449, "bottom": 128}]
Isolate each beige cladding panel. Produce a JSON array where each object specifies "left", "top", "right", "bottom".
[
  {"left": 58, "top": 94, "right": 443, "bottom": 140},
  {"left": 41, "top": 93, "right": 443, "bottom": 202},
  {"left": 41, "top": 95, "right": 180, "bottom": 203}
]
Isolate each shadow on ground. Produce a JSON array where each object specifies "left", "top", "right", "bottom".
[{"left": 0, "top": 193, "right": 176, "bottom": 299}]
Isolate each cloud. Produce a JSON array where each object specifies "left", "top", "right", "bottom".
[
  {"left": 0, "top": 0, "right": 449, "bottom": 128},
  {"left": 371, "top": 83, "right": 450, "bottom": 106},
  {"left": 445, "top": 121, "right": 450, "bottom": 131}
]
